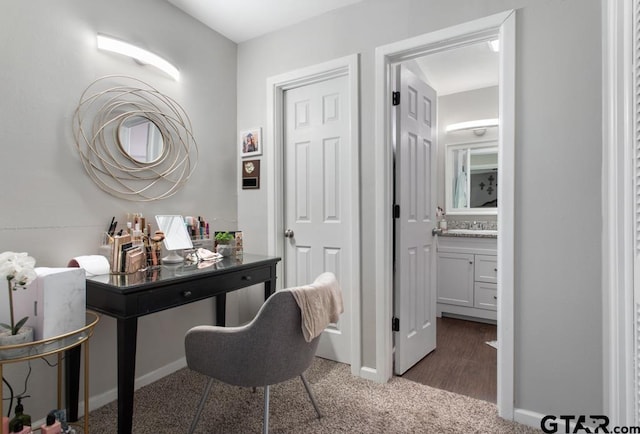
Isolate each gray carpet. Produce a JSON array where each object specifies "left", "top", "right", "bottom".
[{"left": 85, "top": 358, "right": 541, "bottom": 433}]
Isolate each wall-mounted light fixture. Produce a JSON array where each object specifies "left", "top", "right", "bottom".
[
  {"left": 96, "top": 34, "right": 180, "bottom": 81},
  {"left": 445, "top": 118, "right": 499, "bottom": 136}
]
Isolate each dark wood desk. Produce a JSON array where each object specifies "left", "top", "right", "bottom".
[{"left": 70, "top": 254, "right": 280, "bottom": 434}]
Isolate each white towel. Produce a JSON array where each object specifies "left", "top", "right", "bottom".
[
  {"left": 454, "top": 170, "right": 467, "bottom": 208},
  {"left": 290, "top": 272, "right": 344, "bottom": 342}
]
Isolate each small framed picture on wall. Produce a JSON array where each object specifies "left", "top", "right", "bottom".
[{"left": 240, "top": 127, "right": 262, "bottom": 158}]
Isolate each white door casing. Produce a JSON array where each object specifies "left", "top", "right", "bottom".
[
  {"left": 602, "top": 0, "right": 636, "bottom": 425},
  {"left": 266, "top": 55, "right": 360, "bottom": 374},
  {"left": 283, "top": 75, "right": 351, "bottom": 363},
  {"left": 374, "top": 10, "right": 516, "bottom": 419},
  {"left": 393, "top": 65, "right": 437, "bottom": 375}
]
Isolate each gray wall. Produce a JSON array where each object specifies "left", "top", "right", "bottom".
[
  {"left": 237, "top": 0, "right": 602, "bottom": 418},
  {"left": 0, "top": 0, "right": 237, "bottom": 421}
]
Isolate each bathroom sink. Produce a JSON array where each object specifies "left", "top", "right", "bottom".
[{"left": 445, "top": 229, "right": 498, "bottom": 236}]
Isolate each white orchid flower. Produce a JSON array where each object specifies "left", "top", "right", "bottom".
[
  {"left": 0, "top": 251, "right": 36, "bottom": 285},
  {"left": 0, "top": 251, "right": 37, "bottom": 335}
]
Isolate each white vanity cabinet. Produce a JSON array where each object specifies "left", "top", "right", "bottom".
[
  {"left": 437, "top": 235, "right": 497, "bottom": 322},
  {"left": 437, "top": 252, "right": 474, "bottom": 307}
]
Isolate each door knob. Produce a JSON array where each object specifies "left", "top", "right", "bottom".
[{"left": 284, "top": 229, "right": 294, "bottom": 238}]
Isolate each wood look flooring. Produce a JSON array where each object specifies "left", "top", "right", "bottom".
[{"left": 400, "top": 316, "right": 497, "bottom": 403}]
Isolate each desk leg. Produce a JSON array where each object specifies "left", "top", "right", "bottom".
[
  {"left": 216, "top": 293, "right": 226, "bottom": 326},
  {"left": 117, "top": 317, "right": 138, "bottom": 434},
  {"left": 64, "top": 346, "right": 81, "bottom": 421},
  {"left": 265, "top": 277, "right": 276, "bottom": 300}
]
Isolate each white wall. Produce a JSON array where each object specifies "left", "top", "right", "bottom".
[
  {"left": 237, "top": 0, "right": 602, "bottom": 420},
  {"left": 0, "top": 0, "right": 237, "bottom": 421}
]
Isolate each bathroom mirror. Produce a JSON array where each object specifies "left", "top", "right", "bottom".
[
  {"left": 118, "top": 115, "right": 164, "bottom": 164},
  {"left": 445, "top": 141, "right": 498, "bottom": 215}
]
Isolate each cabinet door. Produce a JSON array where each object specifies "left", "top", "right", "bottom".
[
  {"left": 437, "top": 252, "right": 474, "bottom": 307},
  {"left": 474, "top": 254, "right": 497, "bottom": 283},
  {"left": 474, "top": 282, "right": 497, "bottom": 311}
]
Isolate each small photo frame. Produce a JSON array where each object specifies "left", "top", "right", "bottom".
[{"left": 240, "top": 128, "right": 262, "bottom": 158}]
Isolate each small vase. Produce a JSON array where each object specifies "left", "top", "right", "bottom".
[
  {"left": 0, "top": 326, "right": 34, "bottom": 360},
  {"left": 216, "top": 242, "right": 233, "bottom": 257}
]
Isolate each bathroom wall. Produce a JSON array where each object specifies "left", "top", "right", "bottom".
[{"left": 0, "top": 0, "right": 237, "bottom": 421}]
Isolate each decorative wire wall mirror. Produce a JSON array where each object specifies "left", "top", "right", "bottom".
[{"left": 72, "top": 75, "right": 198, "bottom": 201}]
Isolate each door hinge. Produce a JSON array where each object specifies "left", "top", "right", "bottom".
[
  {"left": 392, "top": 317, "right": 400, "bottom": 332},
  {"left": 393, "top": 204, "right": 400, "bottom": 219},
  {"left": 392, "top": 91, "right": 400, "bottom": 106}
]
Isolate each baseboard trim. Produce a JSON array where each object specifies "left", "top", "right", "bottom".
[
  {"left": 79, "top": 357, "right": 188, "bottom": 415},
  {"left": 359, "top": 365, "right": 379, "bottom": 382},
  {"left": 513, "top": 408, "right": 560, "bottom": 432}
]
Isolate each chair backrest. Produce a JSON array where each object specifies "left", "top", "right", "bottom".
[{"left": 185, "top": 289, "right": 320, "bottom": 387}]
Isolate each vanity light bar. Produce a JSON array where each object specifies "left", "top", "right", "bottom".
[
  {"left": 445, "top": 118, "right": 499, "bottom": 133},
  {"left": 96, "top": 34, "right": 180, "bottom": 81}
]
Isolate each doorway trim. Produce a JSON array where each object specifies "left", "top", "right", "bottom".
[
  {"left": 373, "top": 10, "right": 516, "bottom": 418},
  {"left": 265, "top": 54, "right": 361, "bottom": 376},
  {"left": 602, "top": 0, "right": 635, "bottom": 425}
]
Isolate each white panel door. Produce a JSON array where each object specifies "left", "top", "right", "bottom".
[
  {"left": 394, "top": 65, "right": 437, "bottom": 375},
  {"left": 283, "top": 75, "right": 351, "bottom": 363}
]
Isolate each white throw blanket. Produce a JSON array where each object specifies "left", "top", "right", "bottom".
[{"left": 290, "top": 272, "right": 344, "bottom": 342}]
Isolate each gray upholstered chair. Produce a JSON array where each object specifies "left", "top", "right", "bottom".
[{"left": 184, "top": 289, "right": 323, "bottom": 434}]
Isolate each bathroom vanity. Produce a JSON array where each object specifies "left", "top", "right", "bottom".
[{"left": 436, "top": 230, "right": 497, "bottom": 322}]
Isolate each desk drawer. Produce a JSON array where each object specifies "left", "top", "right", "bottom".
[{"left": 138, "top": 266, "right": 272, "bottom": 314}]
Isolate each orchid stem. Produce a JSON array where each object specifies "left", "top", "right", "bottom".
[{"left": 7, "top": 277, "right": 16, "bottom": 335}]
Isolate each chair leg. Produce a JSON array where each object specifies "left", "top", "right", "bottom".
[
  {"left": 189, "top": 378, "right": 214, "bottom": 434},
  {"left": 300, "top": 374, "right": 322, "bottom": 419},
  {"left": 263, "top": 385, "right": 270, "bottom": 434}
]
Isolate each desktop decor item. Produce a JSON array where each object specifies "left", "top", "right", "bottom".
[
  {"left": 234, "top": 231, "right": 244, "bottom": 256},
  {"left": 213, "top": 231, "right": 243, "bottom": 257},
  {"left": 214, "top": 231, "right": 234, "bottom": 257},
  {"left": 72, "top": 75, "right": 199, "bottom": 201},
  {"left": 240, "top": 127, "right": 262, "bottom": 157},
  {"left": 155, "top": 215, "right": 194, "bottom": 263}
]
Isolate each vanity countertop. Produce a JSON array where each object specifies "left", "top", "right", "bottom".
[{"left": 438, "top": 229, "right": 498, "bottom": 239}]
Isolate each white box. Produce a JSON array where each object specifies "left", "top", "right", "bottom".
[{"left": 11, "top": 267, "right": 86, "bottom": 340}]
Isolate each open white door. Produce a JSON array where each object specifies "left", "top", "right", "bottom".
[
  {"left": 282, "top": 74, "right": 352, "bottom": 364},
  {"left": 393, "top": 65, "right": 437, "bottom": 375}
]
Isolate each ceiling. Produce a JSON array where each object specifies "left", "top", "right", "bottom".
[
  {"left": 167, "top": 0, "right": 498, "bottom": 96},
  {"left": 167, "top": 0, "right": 365, "bottom": 43},
  {"left": 415, "top": 41, "right": 499, "bottom": 96}
]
